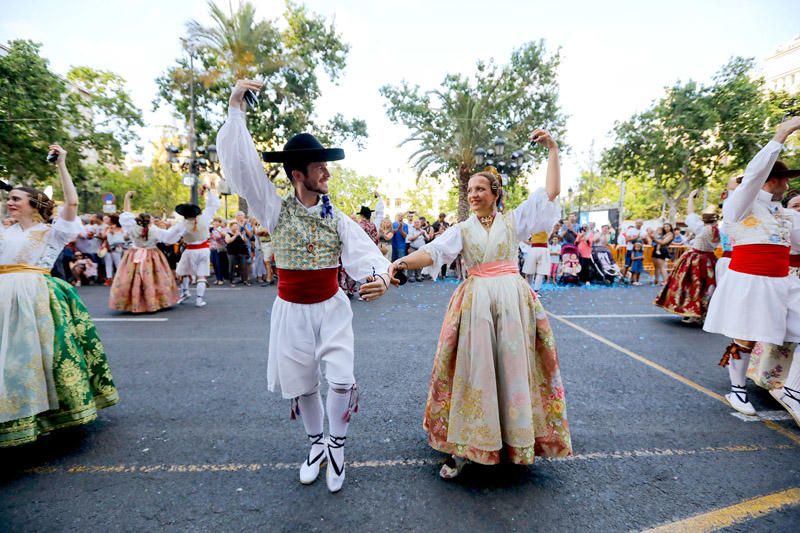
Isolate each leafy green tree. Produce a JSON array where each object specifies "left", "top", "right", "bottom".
[
  {"left": 380, "top": 41, "right": 565, "bottom": 220},
  {"left": 325, "top": 166, "right": 380, "bottom": 217},
  {"left": 0, "top": 40, "right": 142, "bottom": 191},
  {"left": 154, "top": 0, "right": 368, "bottom": 201},
  {"left": 0, "top": 40, "right": 66, "bottom": 185},
  {"left": 65, "top": 66, "right": 145, "bottom": 165},
  {"left": 601, "top": 57, "right": 775, "bottom": 223}
]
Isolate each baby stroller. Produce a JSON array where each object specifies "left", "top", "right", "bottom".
[
  {"left": 590, "top": 245, "right": 621, "bottom": 285},
  {"left": 558, "top": 244, "right": 582, "bottom": 285}
]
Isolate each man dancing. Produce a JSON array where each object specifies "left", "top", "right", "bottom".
[
  {"left": 174, "top": 185, "right": 220, "bottom": 307},
  {"left": 216, "top": 80, "right": 391, "bottom": 492},
  {"left": 703, "top": 117, "right": 800, "bottom": 425}
]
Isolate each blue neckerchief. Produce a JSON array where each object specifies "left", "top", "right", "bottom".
[{"left": 321, "top": 195, "right": 333, "bottom": 219}]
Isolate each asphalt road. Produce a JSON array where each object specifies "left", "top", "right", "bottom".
[{"left": 1, "top": 279, "right": 799, "bottom": 532}]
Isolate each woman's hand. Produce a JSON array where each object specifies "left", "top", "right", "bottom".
[
  {"left": 529, "top": 129, "right": 558, "bottom": 151},
  {"left": 48, "top": 144, "right": 67, "bottom": 166},
  {"left": 388, "top": 261, "right": 406, "bottom": 287},
  {"left": 359, "top": 274, "right": 389, "bottom": 301}
]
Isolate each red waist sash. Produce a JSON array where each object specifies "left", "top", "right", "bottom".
[
  {"left": 277, "top": 267, "right": 339, "bottom": 304},
  {"left": 722, "top": 251, "right": 732, "bottom": 259},
  {"left": 729, "top": 244, "right": 790, "bottom": 278},
  {"left": 530, "top": 243, "right": 548, "bottom": 248},
  {"left": 792, "top": 255, "right": 800, "bottom": 268},
  {"left": 185, "top": 241, "right": 209, "bottom": 250},
  {"left": 468, "top": 260, "right": 519, "bottom": 278}
]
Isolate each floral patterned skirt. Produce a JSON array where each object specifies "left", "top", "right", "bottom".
[
  {"left": 747, "top": 342, "right": 795, "bottom": 390},
  {"left": 423, "top": 275, "right": 572, "bottom": 465},
  {"left": 0, "top": 274, "right": 118, "bottom": 447},
  {"left": 654, "top": 250, "right": 717, "bottom": 319},
  {"left": 109, "top": 247, "right": 179, "bottom": 313}
]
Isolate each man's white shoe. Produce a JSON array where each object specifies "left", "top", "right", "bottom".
[
  {"left": 299, "top": 433, "right": 326, "bottom": 485},
  {"left": 195, "top": 297, "right": 207, "bottom": 307},
  {"left": 770, "top": 387, "right": 800, "bottom": 428},
  {"left": 325, "top": 435, "right": 346, "bottom": 493},
  {"left": 178, "top": 291, "right": 189, "bottom": 304},
  {"left": 726, "top": 385, "right": 756, "bottom": 416}
]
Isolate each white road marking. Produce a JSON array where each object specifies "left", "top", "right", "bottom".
[
  {"left": 555, "top": 314, "right": 667, "bottom": 318},
  {"left": 91, "top": 318, "right": 169, "bottom": 322},
  {"left": 21, "top": 443, "right": 793, "bottom": 475},
  {"left": 730, "top": 410, "right": 794, "bottom": 422}
]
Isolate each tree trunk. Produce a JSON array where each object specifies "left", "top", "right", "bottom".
[
  {"left": 238, "top": 195, "right": 248, "bottom": 216},
  {"left": 457, "top": 163, "right": 471, "bottom": 222},
  {"left": 666, "top": 197, "right": 678, "bottom": 225}
]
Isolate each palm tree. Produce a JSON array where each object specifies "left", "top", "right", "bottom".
[{"left": 187, "top": 1, "right": 280, "bottom": 80}]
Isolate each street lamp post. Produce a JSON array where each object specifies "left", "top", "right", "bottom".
[
  {"left": 166, "top": 143, "right": 219, "bottom": 205},
  {"left": 473, "top": 135, "right": 525, "bottom": 187},
  {"left": 79, "top": 176, "right": 101, "bottom": 214}
]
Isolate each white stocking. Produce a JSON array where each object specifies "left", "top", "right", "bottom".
[
  {"left": 196, "top": 279, "right": 207, "bottom": 299},
  {"left": 534, "top": 274, "right": 545, "bottom": 291},
  {"left": 298, "top": 390, "right": 324, "bottom": 437},
  {"left": 783, "top": 348, "right": 800, "bottom": 393},
  {"left": 326, "top": 386, "right": 353, "bottom": 468},
  {"left": 728, "top": 351, "right": 751, "bottom": 388},
  {"left": 180, "top": 277, "right": 190, "bottom": 293}
]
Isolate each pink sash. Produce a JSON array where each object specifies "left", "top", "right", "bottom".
[
  {"left": 132, "top": 247, "right": 149, "bottom": 264},
  {"left": 468, "top": 260, "right": 519, "bottom": 278}
]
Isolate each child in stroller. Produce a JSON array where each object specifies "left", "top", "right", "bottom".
[{"left": 558, "top": 244, "right": 582, "bottom": 285}]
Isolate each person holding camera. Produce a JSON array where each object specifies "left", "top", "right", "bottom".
[{"left": 0, "top": 144, "right": 118, "bottom": 447}]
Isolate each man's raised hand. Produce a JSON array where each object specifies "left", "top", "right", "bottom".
[{"left": 230, "top": 80, "right": 264, "bottom": 111}]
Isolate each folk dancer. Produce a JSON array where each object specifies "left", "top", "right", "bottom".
[
  {"left": 703, "top": 117, "right": 800, "bottom": 426},
  {"left": 217, "top": 80, "right": 391, "bottom": 492}
]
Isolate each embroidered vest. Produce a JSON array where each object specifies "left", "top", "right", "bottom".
[
  {"left": 272, "top": 196, "right": 341, "bottom": 270},
  {"left": 727, "top": 191, "right": 792, "bottom": 248},
  {"left": 182, "top": 219, "right": 210, "bottom": 243}
]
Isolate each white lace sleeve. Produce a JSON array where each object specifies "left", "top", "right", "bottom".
[
  {"left": 119, "top": 212, "right": 138, "bottom": 234},
  {"left": 38, "top": 210, "right": 83, "bottom": 269},
  {"left": 512, "top": 187, "right": 560, "bottom": 242},
  {"left": 420, "top": 224, "right": 463, "bottom": 280},
  {"left": 216, "top": 106, "right": 281, "bottom": 232},
  {"left": 723, "top": 141, "right": 783, "bottom": 223},
  {"left": 152, "top": 224, "right": 185, "bottom": 245},
  {"left": 338, "top": 214, "right": 390, "bottom": 281},
  {"left": 685, "top": 213, "right": 704, "bottom": 236}
]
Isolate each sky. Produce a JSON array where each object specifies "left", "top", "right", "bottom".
[{"left": 2, "top": 0, "right": 799, "bottom": 191}]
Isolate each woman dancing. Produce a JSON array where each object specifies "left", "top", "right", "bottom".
[
  {"left": 654, "top": 189, "right": 720, "bottom": 324},
  {"left": 389, "top": 129, "right": 572, "bottom": 478},
  {"left": 0, "top": 145, "right": 118, "bottom": 447},
  {"left": 109, "top": 190, "right": 182, "bottom": 313}
]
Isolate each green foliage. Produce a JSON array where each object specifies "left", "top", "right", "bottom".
[
  {"left": 403, "top": 175, "right": 441, "bottom": 220},
  {"left": 0, "top": 40, "right": 142, "bottom": 192},
  {"left": 0, "top": 40, "right": 67, "bottom": 185},
  {"left": 65, "top": 66, "right": 144, "bottom": 164},
  {"left": 154, "top": 0, "right": 367, "bottom": 158},
  {"left": 325, "top": 166, "right": 380, "bottom": 217},
  {"left": 601, "top": 57, "right": 775, "bottom": 222},
  {"left": 380, "top": 40, "right": 565, "bottom": 220}
]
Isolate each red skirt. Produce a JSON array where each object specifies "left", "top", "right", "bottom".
[{"left": 654, "top": 250, "right": 717, "bottom": 319}]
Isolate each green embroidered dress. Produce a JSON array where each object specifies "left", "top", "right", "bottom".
[{"left": 0, "top": 218, "right": 118, "bottom": 447}]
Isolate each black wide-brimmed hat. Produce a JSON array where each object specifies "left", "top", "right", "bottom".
[
  {"left": 262, "top": 133, "right": 345, "bottom": 164},
  {"left": 175, "top": 203, "right": 202, "bottom": 218},
  {"left": 359, "top": 205, "right": 372, "bottom": 219},
  {"left": 770, "top": 160, "right": 800, "bottom": 179}
]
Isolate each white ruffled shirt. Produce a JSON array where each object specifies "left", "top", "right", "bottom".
[
  {"left": 0, "top": 215, "right": 83, "bottom": 269},
  {"left": 216, "top": 105, "right": 389, "bottom": 281},
  {"left": 420, "top": 188, "right": 560, "bottom": 279}
]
